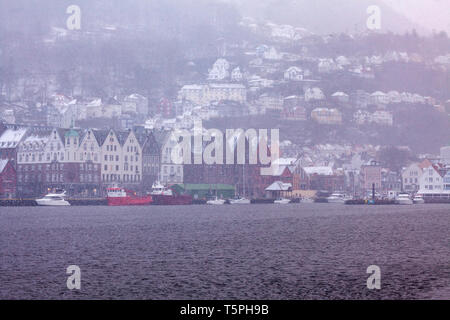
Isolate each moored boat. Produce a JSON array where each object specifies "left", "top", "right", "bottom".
[
  {"left": 396, "top": 193, "right": 413, "bottom": 205},
  {"left": 206, "top": 197, "right": 226, "bottom": 205},
  {"left": 413, "top": 194, "right": 425, "bottom": 204},
  {"left": 36, "top": 191, "right": 70, "bottom": 206},
  {"left": 301, "top": 197, "right": 314, "bottom": 204},
  {"left": 326, "top": 193, "right": 347, "bottom": 204},
  {"left": 150, "top": 182, "right": 192, "bottom": 205},
  {"left": 229, "top": 197, "right": 251, "bottom": 205},
  {"left": 107, "top": 188, "right": 152, "bottom": 206},
  {"left": 274, "top": 198, "right": 291, "bottom": 204}
]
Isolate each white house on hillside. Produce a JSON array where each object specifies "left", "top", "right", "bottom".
[
  {"left": 284, "top": 67, "right": 303, "bottom": 81},
  {"left": 418, "top": 165, "right": 444, "bottom": 194}
]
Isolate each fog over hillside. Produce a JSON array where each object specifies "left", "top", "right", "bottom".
[
  {"left": 227, "top": 0, "right": 448, "bottom": 34},
  {"left": 0, "top": 0, "right": 449, "bottom": 153}
]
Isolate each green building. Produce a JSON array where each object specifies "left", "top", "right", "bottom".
[{"left": 172, "top": 184, "right": 235, "bottom": 199}]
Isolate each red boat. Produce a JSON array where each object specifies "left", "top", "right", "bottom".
[
  {"left": 150, "top": 182, "right": 192, "bottom": 205},
  {"left": 107, "top": 188, "right": 152, "bottom": 206}
]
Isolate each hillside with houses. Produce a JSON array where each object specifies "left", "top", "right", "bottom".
[{"left": 0, "top": 0, "right": 449, "bottom": 200}]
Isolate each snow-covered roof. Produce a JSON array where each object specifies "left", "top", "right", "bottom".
[
  {"left": 303, "top": 166, "right": 334, "bottom": 176},
  {"left": 332, "top": 91, "right": 348, "bottom": 97},
  {"left": 0, "top": 159, "right": 10, "bottom": 172},
  {"left": 87, "top": 98, "right": 102, "bottom": 107},
  {"left": 0, "top": 127, "right": 28, "bottom": 148},
  {"left": 265, "top": 181, "right": 292, "bottom": 191},
  {"left": 273, "top": 158, "right": 297, "bottom": 166},
  {"left": 209, "top": 83, "right": 246, "bottom": 89},
  {"left": 181, "top": 85, "right": 204, "bottom": 90}
]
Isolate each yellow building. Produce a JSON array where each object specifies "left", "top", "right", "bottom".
[
  {"left": 311, "top": 108, "right": 342, "bottom": 125},
  {"left": 178, "top": 84, "right": 247, "bottom": 106}
]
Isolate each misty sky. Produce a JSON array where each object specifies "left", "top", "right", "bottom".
[{"left": 382, "top": 0, "right": 450, "bottom": 33}]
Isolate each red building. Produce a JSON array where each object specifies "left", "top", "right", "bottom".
[
  {"left": 16, "top": 161, "right": 101, "bottom": 197},
  {"left": 183, "top": 134, "right": 277, "bottom": 198},
  {"left": 303, "top": 167, "right": 345, "bottom": 191},
  {"left": 361, "top": 160, "right": 382, "bottom": 193},
  {"left": 0, "top": 159, "right": 16, "bottom": 199},
  {"left": 156, "top": 98, "right": 174, "bottom": 118},
  {"left": 0, "top": 125, "right": 28, "bottom": 168}
]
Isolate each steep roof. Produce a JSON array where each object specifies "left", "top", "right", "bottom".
[
  {"left": 91, "top": 129, "right": 109, "bottom": 146},
  {"left": 141, "top": 132, "right": 160, "bottom": 156},
  {"left": 0, "top": 127, "right": 28, "bottom": 149},
  {"left": 303, "top": 166, "right": 334, "bottom": 176},
  {"left": 0, "top": 159, "right": 10, "bottom": 173},
  {"left": 265, "top": 181, "right": 292, "bottom": 191},
  {"left": 115, "top": 130, "right": 129, "bottom": 146}
]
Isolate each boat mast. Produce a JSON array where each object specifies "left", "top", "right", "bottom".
[{"left": 243, "top": 164, "right": 245, "bottom": 197}]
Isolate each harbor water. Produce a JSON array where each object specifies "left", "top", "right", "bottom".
[{"left": 0, "top": 204, "right": 449, "bottom": 299}]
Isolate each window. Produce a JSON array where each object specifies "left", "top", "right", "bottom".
[
  {"left": 105, "top": 155, "right": 108, "bottom": 161},
  {"left": 104, "top": 165, "right": 107, "bottom": 171}
]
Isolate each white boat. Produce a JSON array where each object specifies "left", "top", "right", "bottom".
[
  {"left": 229, "top": 166, "right": 251, "bottom": 205},
  {"left": 413, "top": 195, "right": 425, "bottom": 204},
  {"left": 301, "top": 198, "right": 314, "bottom": 204},
  {"left": 326, "top": 193, "right": 347, "bottom": 204},
  {"left": 36, "top": 191, "right": 70, "bottom": 206},
  {"left": 207, "top": 197, "right": 226, "bottom": 205},
  {"left": 229, "top": 197, "right": 251, "bottom": 205},
  {"left": 396, "top": 193, "right": 413, "bottom": 205},
  {"left": 274, "top": 198, "right": 291, "bottom": 204},
  {"left": 150, "top": 181, "right": 173, "bottom": 196}
]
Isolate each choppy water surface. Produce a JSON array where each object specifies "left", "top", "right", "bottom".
[{"left": 0, "top": 204, "right": 449, "bottom": 299}]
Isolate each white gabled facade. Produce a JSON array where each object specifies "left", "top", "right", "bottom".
[
  {"left": 160, "top": 133, "right": 183, "bottom": 185},
  {"left": 418, "top": 165, "right": 444, "bottom": 194},
  {"left": 101, "top": 130, "right": 123, "bottom": 184},
  {"left": 100, "top": 129, "right": 143, "bottom": 185},
  {"left": 402, "top": 163, "right": 422, "bottom": 192},
  {"left": 122, "top": 130, "right": 142, "bottom": 184}
]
